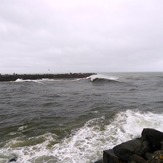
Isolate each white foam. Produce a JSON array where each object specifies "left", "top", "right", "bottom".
[
  {"left": 72, "top": 78, "right": 84, "bottom": 81},
  {"left": 15, "top": 78, "right": 24, "bottom": 82},
  {"left": 15, "top": 78, "right": 43, "bottom": 84},
  {"left": 1, "top": 110, "right": 163, "bottom": 163},
  {"left": 18, "top": 125, "right": 28, "bottom": 132},
  {"left": 41, "top": 78, "right": 63, "bottom": 82},
  {"left": 14, "top": 78, "right": 82, "bottom": 84}
]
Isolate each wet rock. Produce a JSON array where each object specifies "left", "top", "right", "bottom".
[
  {"left": 99, "top": 128, "right": 163, "bottom": 163},
  {"left": 128, "top": 154, "right": 147, "bottom": 163},
  {"left": 142, "top": 128, "right": 163, "bottom": 152},
  {"left": 161, "top": 141, "right": 163, "bottom": 150},
  {"left": 145, "top": 152, "right": 154, "bottom": 160},
  {"left": 113, "top": 138, "right": 149, "bottom": 161},
  {"left": 103, "top": 149, "right": 124, "bottom": 163}
]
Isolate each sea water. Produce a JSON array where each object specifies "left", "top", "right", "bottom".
[{"left": 0, "top": 72, "right": 163, "bottom": 163}]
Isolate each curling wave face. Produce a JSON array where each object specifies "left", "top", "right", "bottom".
[
  {"left": 87, "top": 74, "right": 119, "bottom": 83},
  {"left": 0, "top": 110, "right": 163, "bottom": 163}
]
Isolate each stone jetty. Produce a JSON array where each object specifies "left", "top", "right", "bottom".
[{"left": 0, "top": 73, "right": 95, "bottom": 82}]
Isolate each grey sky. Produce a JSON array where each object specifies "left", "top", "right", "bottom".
[{"left": 0, "top": 0, "right": 163, "bottom": 74}]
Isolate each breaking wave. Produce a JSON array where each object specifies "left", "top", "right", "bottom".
[
  {"left": 14, "top": 78, "right": 64, "bottom": 84},
  {"left": 15, "top": 78, "right": 44, "bottom": 84},
  {"left": 0, "top": 110, "right": 163, "bottom": 163},
  {"left": 87, "top": 74, "right": 119, "bottom": 83},
  {"left": 15, "top": 78, "right": 84, "bottom": 84}
]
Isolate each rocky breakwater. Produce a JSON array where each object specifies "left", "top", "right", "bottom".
[
  {"left": 95, "top": 128, "right": 163, "bottom": 163},
  {"left": 0, "top": 73, "right": 95, "bottom": 82}
]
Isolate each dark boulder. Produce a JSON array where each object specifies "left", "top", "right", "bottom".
[
  {"left": 142, "top": 128, "right": 163, "bottom": 151},
  {"left": 113, "top": 138, "right": 149, "bottom": 161},
  {"left": 161, "top": 141, "right": 163, "bottom": 150},
  {"left": 99, "top": 129, "right": 163, "bottom": 163},
  {"left": 128, "top": 154, "right": 146, "bottom": 163},
  {"left": 145, "top": 152, "right": 153, "bottom": 160},
  {"left": 103, "top": 149, "right": 124, "bottom": 163}
]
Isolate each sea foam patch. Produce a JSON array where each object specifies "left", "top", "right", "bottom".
[{"left": 0, "top": 110, "right": 163, "bottom": 163}]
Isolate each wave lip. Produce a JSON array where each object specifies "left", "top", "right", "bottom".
[{"left": 87, "top": 74, "right": 119, "bottom": 83}]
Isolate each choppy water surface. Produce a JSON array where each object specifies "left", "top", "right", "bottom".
[{"left": 0, "top": 72, "right": 163, "bottom": 163}]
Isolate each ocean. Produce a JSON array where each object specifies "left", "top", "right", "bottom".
[{"left": 0, "top": 72, "right": 163, "bottom": 163}]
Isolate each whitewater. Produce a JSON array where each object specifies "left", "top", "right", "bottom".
[{"left": 0, "top": 72, "right": 163, "bottom": 163}]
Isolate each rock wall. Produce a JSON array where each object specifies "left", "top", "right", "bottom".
[{"left": 0, "top": 73, "right": 95, "bottom": 82}]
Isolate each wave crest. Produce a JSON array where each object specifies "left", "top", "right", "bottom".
[
  {"left": 15, "top": 78, "right": 43, "bottom": 84},
  {"left": 87, "top": 74, "right": 119, "bottom": 83}
]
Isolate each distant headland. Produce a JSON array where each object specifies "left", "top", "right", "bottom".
[{"left": 0, "top": 73, "right": 95, "bottom": 82}]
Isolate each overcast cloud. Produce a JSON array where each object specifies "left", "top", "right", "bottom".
[{"left": 0, "top": 0, "right": 163, "bottom": 74}]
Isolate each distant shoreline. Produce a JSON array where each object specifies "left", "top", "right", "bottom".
[{"left": 0, "top": 73, "right": 95, "bottom": 82}]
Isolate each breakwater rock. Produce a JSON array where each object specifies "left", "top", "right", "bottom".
[
  {"left": 95, "top": 128, "right": 163, "bottom": 163},
  {"left": 0, "top": 73, "right": 95, "bottom": 82}
]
